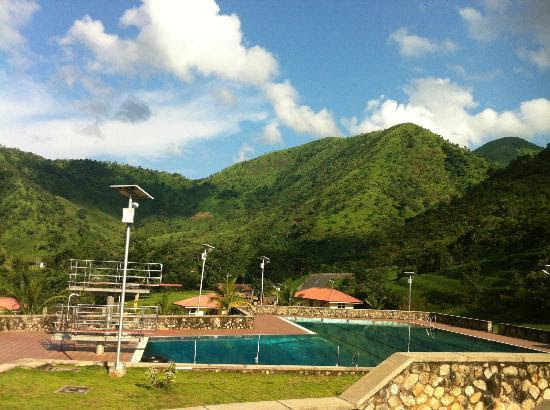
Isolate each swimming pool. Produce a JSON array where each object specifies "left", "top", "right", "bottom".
[{"left": 142, "top": 319, "right": 534, "bottom": 367}]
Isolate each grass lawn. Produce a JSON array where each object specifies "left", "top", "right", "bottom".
[{"left": 0, "top": 366, "right": 361, "bottom": 409}]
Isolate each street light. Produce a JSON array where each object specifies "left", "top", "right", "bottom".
[
  {"left": 274, "top": 284, "right": 281, "bottom": 305},
  {"left": 404, "top": 271, "right": 416, "bottom": 311},
  {"left": 196, "top": 244, "right": 215, "bottom": 315},
  {"left": 259, "top": 256, "right": 270, "bottom": 305},
  {"left": 543, "top": 265, "right": 550, "bottom": 276},
  {"left": 110, "top": 184, "right": 153, "bottom": 375}
]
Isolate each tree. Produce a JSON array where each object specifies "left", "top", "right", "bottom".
[
  {"left": 214, "top": 276, "right": 239, "bottom": 313},
  {"left": 3, "top": 269, "right": 65, "bottom": 314}
]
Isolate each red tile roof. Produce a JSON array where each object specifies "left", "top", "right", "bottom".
[
  {"left": 0, "top": 297, "right": 20, "bottom": 311},
  {"left": 294, "top": 287, "right": 362, "bottom": 304},
  {"left": 173, "top": 294, "right": 220, "bottom": 309}
]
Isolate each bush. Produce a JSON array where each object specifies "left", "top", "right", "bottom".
[{"left": 146, "top": 362, "right": 177, "bottom": 389}]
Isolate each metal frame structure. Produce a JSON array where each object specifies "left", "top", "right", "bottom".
[{"left": 68, "top": 259, "right": 163, "bottom": 293}]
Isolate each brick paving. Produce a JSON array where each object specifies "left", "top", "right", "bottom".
[
  {"left": 155, "top": 315, "right": 308, "bottom": 337},
  {"left": 0, "top": 315, "right": 547, "bottom": 365},
  {"left": 0, "top": 331, "right": 135, "bottom": 364}
]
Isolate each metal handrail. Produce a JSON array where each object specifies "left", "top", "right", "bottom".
[
  {"left": 68, "top": 259, "right": 163, "bottom": 289},
  {"left": 53, "top": 303, "right": 159, "bottom": 334}
]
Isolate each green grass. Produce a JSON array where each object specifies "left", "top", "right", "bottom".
[
  {"left": 132, "top": 290, "right": 199, "bottom": 307},
  {"left": 0, "top": 367, "right": 361, "bottom": 409}
]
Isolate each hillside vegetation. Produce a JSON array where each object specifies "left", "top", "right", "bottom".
[
  {"left": 1, "top": 124, "right": 548, "bottom": 322},
  {"left": 474, "top": 137, "right": 542, "bottom": 168}
]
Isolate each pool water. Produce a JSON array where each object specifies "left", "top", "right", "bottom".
[{"left": 142, "top": 320, "right": 534, "bottom": 367}]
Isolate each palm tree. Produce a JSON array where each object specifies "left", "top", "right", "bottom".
[
  {"left": 5, "top": 270, "right": 65, "bottom": 314},
  {"left": 214, "top": 275, "right": 239, "bottom": 314},
  {"left": 278, "top": 278, "right": 301, "bottom": 306},
  {"left": 156, "top": 293, "right": 175, "bottom": 315}
]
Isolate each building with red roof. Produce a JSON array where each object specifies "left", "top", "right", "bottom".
[
  {"left": 0, "top": 297, "right": 20, "bottom": 312},
  {"left": 172, "top": 293, "right": 222, "bottom": 316},
  {"left": 294, "top": 287, "right": 362, "bottom": 309}
]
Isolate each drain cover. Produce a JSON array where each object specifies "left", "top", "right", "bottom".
[
  {"left": 41, "top": 364, "right": 80, "bottom": 372},
  {"left": 56, "top": 386, "right": 91, "bottom": 394}
]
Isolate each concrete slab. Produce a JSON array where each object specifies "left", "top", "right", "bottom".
[
  {"left": 205, "top": 401, "right": 288, "bottom": 409},
  {"left": 339, "top": 353, "right": 411, "bottom": 408},
  {"left": 278, "top": 397, "right": 354, "bottom": 409}
]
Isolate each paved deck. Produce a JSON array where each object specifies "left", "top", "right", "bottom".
[
  {"left": 0, "top": 315, "right": 547, "bottom": 365},
  {"left": 155, "top": 315, "right": 308, "bottom": 337},
  {"left": 0, "top": 331, "right": 135, "bottom": 364}
]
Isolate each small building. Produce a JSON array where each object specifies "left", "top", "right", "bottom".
[
  {"left": 0, "top": 297, "right": 20, "bottom": 313},
  {"left": 235, "top": 284, "right": 254, "bottom": 299},
  {"left": 173, "top": 293, "right": 223, "bottom": 316},
  {"left": 294, "top": 287, "right": 362, "bottom": 309}
]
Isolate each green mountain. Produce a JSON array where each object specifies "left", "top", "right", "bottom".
[
  {"left": 474, "top": 137, "right": 542, "bottom": 168},
  {"left": 3, "top": 123, "right": 549, "bottom": 322},
  {"left": 373, "top": 148, "right": 550, "bottom": 321},
  {"left": 0, "top": 123, "right": 489, "bottom": 283}
]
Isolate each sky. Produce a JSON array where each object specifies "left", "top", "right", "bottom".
[{"left": 1, "top": 0, "right": 549, "bottom": 179}]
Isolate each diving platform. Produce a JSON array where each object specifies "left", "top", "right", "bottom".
[
  {"left": 68, "top": 259, "right": 163, "bottom": 293},
  {"left": 52, "top": 304, "right": 159, "bottom": 346}
]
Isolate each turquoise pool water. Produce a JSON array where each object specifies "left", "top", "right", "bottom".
[{"left": 142, "top": 320, "right": 534, "bottom": 367}]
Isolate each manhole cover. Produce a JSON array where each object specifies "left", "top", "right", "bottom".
[
  {"left": 41, "top": 364, "right": 80, "bottom": 372},
  {"left": 56, "top": 386, "right": 91, "bottom": 394}
]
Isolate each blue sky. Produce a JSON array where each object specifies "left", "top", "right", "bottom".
[{"left": 1, "top": 0, "right": 549, "bottom": 178}]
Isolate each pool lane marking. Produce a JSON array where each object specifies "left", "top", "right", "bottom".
[
  {"left": 131, "top": 337, "right": 149, "bottom": 363},
  {"left": 279, "top": 317, "right": 316, "bottom": 334}
]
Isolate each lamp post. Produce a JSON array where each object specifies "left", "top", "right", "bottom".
[
  {"left": 404, "top": 271, "right": 416, "bottom": 311},
  {"left": 259, "top": 256, "right": 270, "bottom": 305},
  {"left": 274, "top": 284, "right": 281, "bottom": 305},
  {"left": 110, "top": 185, "right": 153, "bottom": 375},
  {"left": 197, "top": 244, "right": 215, "bottom": 315}
]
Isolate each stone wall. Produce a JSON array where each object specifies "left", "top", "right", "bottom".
[
  {"left": 251, "top": 306, "right": 430, "bottom": 321},
  {"left": 499, "top": 323, "right": 550, "bottom": 344},
  {"left": 434, "top": 313, "right": 493, "bottom": 332},
  {"left": 340, "top": 352, "right": 550, "bottom": 409},
  {"left": 155, "top": 314, "right": 253, "bottom": 330},
  {"left": 0, "top": 314, "right": 253, "bottom": 332}
]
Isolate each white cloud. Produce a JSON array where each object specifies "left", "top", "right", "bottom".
[
  {"left": 343, "top": 77, "right": 550, "bottom": 147},
  {"left": 0, "top": 0, "right": 38, "bottom": 66},
  {"left": 0, "top": 76, "right": 267, "bottom": 160},
  {"left": 460, "top": 0, "right": 550, "bottom": 69},
  {"left": 259, "top": 121, "right": 283, "bottom": 145},
  {"left": 264, "top": 81, "right": 340, "bottom": 137},
  {"left": 235, "top": 143, "right": 254, "bottom": 162},
  {"left": 389, "top": 28, "right": 458, "bottom": 58},
  {"left": 60, "top": 0, "right": 278, "bottom": 85}
]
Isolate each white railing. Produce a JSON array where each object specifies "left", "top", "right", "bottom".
[
  {"left": 53, "top": 303, "right": 159, "bottom": 334},
  {"left": 68, "top": 259, "right": 163, "bottom": 290}
]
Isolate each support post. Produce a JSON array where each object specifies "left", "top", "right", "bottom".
[{"left": 114, "top": 195, "right": 132, "bottom": 374}]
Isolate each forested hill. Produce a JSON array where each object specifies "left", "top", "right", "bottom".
[
  {"left": 372, "top": 148, "right": 550, "bottom": 321},
  {"left": 474, "top": 137, "right": 542, "bottom": 168},
  {"left": 1, "top": 123, "right": 489, "bottom": 283}
]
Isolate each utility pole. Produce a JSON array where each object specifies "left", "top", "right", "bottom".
[
  {"left": 259, "top": 256, "right": 270, "bottom": 305},
  {"left": 196, "top": 244, "right": 215, "bottom": 315},
  {"left": 110, "top": 185, "right": 153, "bottom": 376},
  {"left": 404, "top": 271, "right": 415, "bottom": 311}
]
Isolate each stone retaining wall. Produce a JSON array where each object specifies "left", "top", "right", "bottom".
[
  {"left": 0, "top": 314, "right": 253, "bottom": 332},
  {"left": 0, "top": 315, "right": 55, "bottom": 331},
  {"left": 498, "top": 323, "right": 550, "bottom": 344},
  {"left": 251, "top": 306, "right": 430, "bottom": 321},
  {"left": 155, "top": 314, "right": 253, "bottom": 330},
  {"left": 434, "top": 313, "right": 493, "bottom": 332},
  {"left": 340, "top": 352, "right": 550, "bottom": 409}
]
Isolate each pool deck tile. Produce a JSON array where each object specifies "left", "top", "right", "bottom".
[
  {"left": 204, "top": 400, "right": 288, "bottom": 409},
  {"left": 0, "top": 315, "right": 548, "bottom": 365},
  {"left": 278, "top": 397, "right": 355, "bottom": 409},
  {"left": 0, "top": 331, "right": 134, "bottom": 364}
]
